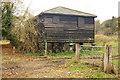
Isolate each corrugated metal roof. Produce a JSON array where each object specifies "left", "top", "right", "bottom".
[{"left": 42, "top": 6, "right": 97, "bottom": 17}]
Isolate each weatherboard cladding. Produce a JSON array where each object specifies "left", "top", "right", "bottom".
[
  {"left": 40, "top": 6, "right": 96, "bottom": 43},
  {"left": 42, "top": 6, "right": 97, "bottom": 17}
]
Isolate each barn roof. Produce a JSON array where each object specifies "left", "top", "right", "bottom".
[{"left": 41, "top": 6, "right": 97, "bottom": 17}]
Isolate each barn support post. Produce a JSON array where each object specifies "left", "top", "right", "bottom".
[
  {"left": 45, "top": 41, "right": 47, "bottom": 56},
  {"left": 13, "top": 46, "right": 15, "bottom": 54},
  {"left": 75, "top": 43, "right": 80, "bottom": 60},
  {"left": 103, "top": 45, "right": 114, "bottom": 73},
  {"left": 51, "top": 43, "right": 54, "bottom": 53},
  {"left": 69, "top": 43, "right": 73, "bottom": 52}
]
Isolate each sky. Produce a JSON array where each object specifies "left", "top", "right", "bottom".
[{"left": 23, "top": 0, "right": 119, "bottom": 22}]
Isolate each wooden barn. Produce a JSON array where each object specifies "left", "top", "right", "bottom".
[{"left": 38, "top": 6, "right": 97, "bottom": 43}]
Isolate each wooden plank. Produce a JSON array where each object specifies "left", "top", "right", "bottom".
[
  {"left": 78, "top": 17, "right": 84, "bottom": 25},
  {"left": 78, "top": 26, "right": 94, "bottom": 30},
  {"left": 64, "top": 24, "right": 77, "bottom": 27},
  {"left": 46, "top": 33, "right": 94, "bottom": 40},
  {"left": 81, "top": 50, "right": 105, "bottom": 53},
  {"left": 45, "top": 27, "right": 64, "bottom": 31},
  {"left": 60, "top": 21, "right": 77, "bottom": 24},
  {"left": 45, "top": 30, "right": 94, "bottom": 33},
  {"left": 46, "top": 38, "right": 94, "bottom": 41},
  {"left": 84, "top": 24, "right": 94, "bottom": 29},
  {"left": 44, "top": 14, "right": 53, "bottom": 18},
  {"left": 47, "top": 36, "right": 94, "bottom": 40},
  {"left": 84, "top": 17, "right": 94, "bottom": 24},
  {"left": 80, "top": 45, "right": 105, "bottom": 48},
  {"left": 59, "top": 15, "right": 77, "bottom": 21},
  {"left": 53, "top": 16, "right": 59, "bottom": 23},
  {"left": 46, "top": 32, "right": 94, "bottom": 35},
  {"left": 47, "top": 39, "right": 94, "bottom": 43},
  {"left": 64, "top": 25, "right": 77, "bottom": 30},
  {"left": 64, "top": 29, "right": 94, "bottom": 32},
  {"left": 44, "top": 18, "right": 53, "bottom": 23},
  {"left": 44, "top": 24, "right": 64, "bottom": 27}
]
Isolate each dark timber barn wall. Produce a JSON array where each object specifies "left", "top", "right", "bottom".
[{"left": 39, "top": 6, "right": 97, "bottom": 43}]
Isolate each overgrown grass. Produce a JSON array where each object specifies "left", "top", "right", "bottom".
[
  {"left": 95, "top": 34, "right": 118, "bottom": 44},
  {"left": 95, "top": 34, "right": 118, "bottom": 55}
]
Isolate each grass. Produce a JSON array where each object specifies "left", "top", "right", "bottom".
[
  {"left": 49, "top": 52, "right": 75, "bottom": 58},
  {"left": 61, "top": 60, "right": 117, "bottom": 78},
  {"left": 112, "top": 59, "right": 119, "bottom": 66},
  {"left": 24, "top": 53, "right": 43, "bottom": 56},
  {"left": 112, "top": 51, "right": 118, "bottom": 55},
  {"left": 89, "top": 72, "right": 105, "bottom": 78},
  {"left": 0, "top": 40, "right": 10, "bottom": 44},
  {"left": 69, "top": 63, "right": 89, "bottom": 70}
]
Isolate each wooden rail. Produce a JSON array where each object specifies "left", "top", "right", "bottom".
[
  {"left": 80, "top": 45, "right": 105, "bottom": 48},
  {"left": 79, "top": 45, "right": 116, "bottom": 74}
]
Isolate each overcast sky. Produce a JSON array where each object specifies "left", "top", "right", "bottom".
[{"left": 23, "top": 0, "right": 119, "bottom": 22}]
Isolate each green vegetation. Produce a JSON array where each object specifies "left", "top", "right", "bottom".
[
  {"left": 96, "top": 17, "right": 118, "bottom": 35},
  {"left": 49, "top": 52, "right": 75, "bottom": 58},
  {"left": 95, "top": 34, "right": 118, "bottom": 55},
  {"left": 24, "top": 52, "right": 44, "bottom": 56},
  {"left": 89, "top": 72, "right": 105, "bottom": 78},
  {"left": 2, "top": 2, "right": 16, "bottom": 45},
  {"left": 113, "top": 60, "right": 118, "bottom": 66},
  {"left": 0, "top": 40, "right": 10, "bottom": 44},
  {"left": 61, "top": 60, "right": 117, "bottom": 78},
  {"left": 1, "top": 1, "right": 118, "bottom": 79}
]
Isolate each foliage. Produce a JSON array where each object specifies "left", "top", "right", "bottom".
[
  {"left": 12, "top": 15, "right": 45, "bottom": 53},
  {"left": 95, "top": 20, "right": 101, "bottom": 34},
  {"left": 2, "top": 3, "right": 14, "bottom": 29},
  {"left": 95, "top": 17, "right": 118, "bottom": 36},
  {"left": 1, "top": 2, "right": 21, "bottom": 47},
  {"left": 2, "top": 1, "right": 45, "bottom": 54},
  {"left": 2, "top": 3, "right": 14, "bottom": 38}
]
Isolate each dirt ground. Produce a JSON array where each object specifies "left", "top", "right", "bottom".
[
  {"left": 2, "top": 47, "right": 119, "bottom": 78},
  {"left": 2, "top": 55, "right": 81, "bottom": 78}
]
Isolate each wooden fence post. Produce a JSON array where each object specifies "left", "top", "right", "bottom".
[
  {"left": 107, "top": 45, "right": 113, "bottom": 73},
  {"left": 103, "top": 45, "right": 108, "bottom": 72},
  {"left": 103, "top": 45, "right": 113, "bottom": 73},
  {"left": 75, "top": 43, "right": 80, "bottom": 60}
]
